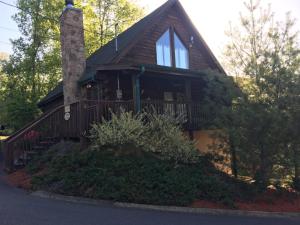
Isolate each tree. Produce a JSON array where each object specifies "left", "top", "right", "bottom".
[
  {"left": 79, "top": 0, "right": 144, "bottom": 55},
  {"left": 223, "top": 0, "right": 300, "bottom": 188},
  {"left": 0, "top": 53, "right": 9, "bottom": 127},
  {"left": 0, "top": 0, "right": 143, "bottom": 131}
]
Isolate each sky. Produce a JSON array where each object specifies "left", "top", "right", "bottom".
[{"left": 0, "top": 0, "right": 299, "bottom": 61}]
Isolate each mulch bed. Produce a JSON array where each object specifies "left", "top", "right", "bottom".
[
  {"left": 4, "top": 168, "right": 32, "bottom": 190},
  {"left": 192, "top": 189, "right": 300, "bottom": 213},
  {"left": 236, "top": 189, "right": 300, "bottom": 212}
]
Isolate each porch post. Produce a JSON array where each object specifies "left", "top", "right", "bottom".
[
  {"left": 132, "top": 66, "right": 145, "bottom": 114},
  {"left": 185, "top": 79, "right": 191, "bottom": 101},
  {"left": 132, "top": 75, "right": 141, "bottom": 113},
  {"left": 185, "top": 79, "right": 192, "bottom": 128},
  {"left": 135, "top": 76, "right": 141, "bottom": 113}
]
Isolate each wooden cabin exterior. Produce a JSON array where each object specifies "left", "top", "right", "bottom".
[{"left": 3, "top": 0, "right": 228, "bottom": 172}]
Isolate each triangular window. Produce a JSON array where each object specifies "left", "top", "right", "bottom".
[
  {"left": 156, "top": 29, "right": 171, "bottom": 67},
  {"left": 174, "top": 33, "right": 189, "bottom": 69},
  {"left": 156, "top": 29, "right": 189, "bottom": 69}
]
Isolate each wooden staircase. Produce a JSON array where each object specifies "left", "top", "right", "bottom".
[
  {"left": 13, "top": 138, "right": 58, "bottom": 168},
  {"left": 2, "top": 100, "right": 133, "bottom": 172},
  {"left": 3, "top": 102, "right": 81, "bottom": 172}
]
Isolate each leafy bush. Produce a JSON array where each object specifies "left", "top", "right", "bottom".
[
  {"left": 144, "top": 113, "right": 198, "bottom": 163},
  {"left": 89, "top": 111, "right": 145, "bottom": 153},
  {"left": 89, "top": 111, "right": 198, "bottom": 163},
  {"left": 30, "top": 147, "right": 246, "bottom": 207}
]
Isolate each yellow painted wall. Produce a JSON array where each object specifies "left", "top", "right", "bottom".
[
  {"left": 184, "top": 130, "right": 220, "bottom": 153},
  {"left": 188, "top": 130, "right": 231, "bottom": 173}
]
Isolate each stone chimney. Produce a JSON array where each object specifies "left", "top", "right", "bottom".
[{"left": 60, "top": 0, "right": 85, "bottom": 106}]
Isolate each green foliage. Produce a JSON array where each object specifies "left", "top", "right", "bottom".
[
  {"left": 89, "top": 111, "right": 198, "bottom": 164},
  {"left": 90, "top": 111, "right": 145, "bottom": 152},
  {"left": 29, "top": 143, "right": 253, "bottom": 207},
  {"left": 0, "top": 0, "right": 143, "bottom": 131},
  {"left": 79, "top": 0, "right": 144, "bottom": 55},
  {"left": 143, "top": 113, "right": 198, "bottom": 163},
  {"left": 221, "top": 0, "right": 300, "bottom": 189}
]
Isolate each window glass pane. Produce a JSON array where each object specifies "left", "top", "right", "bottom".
[
  {"left": 174, "top": 33, "right": 189, "bottom": 69},
  {"left": 156, "top": 29, "right": 171, "bottom": 67}
]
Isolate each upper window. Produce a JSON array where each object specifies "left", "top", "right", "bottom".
[
  {"left": 156, "top": 29, "right": 189, "bottom": 69},
  {"left": 156, "top": 29, "right": 171, "bottom": 67},
  {"left": 174, "top": 33, "right": 189, "bottom": 69}
]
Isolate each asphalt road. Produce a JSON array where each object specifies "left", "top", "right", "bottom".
[{"left": 0, "top": 164, "right": 300, "bottom": 224}]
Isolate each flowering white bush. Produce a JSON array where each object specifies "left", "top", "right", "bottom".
[
  {"left": 89, "top": 111, "right": 199, "bottom": 164},
  {"left": 144, "top": 113, "right": 199, "bottom": 163},
  {"left": 89, "top": 111, "right": 145, "bottom": 151}
]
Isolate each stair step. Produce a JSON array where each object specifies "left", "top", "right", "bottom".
[
  {"left": 42, "top": 136, "right": 59, "bottom": 140},
  {"left": 26, "top": 151, "right": 38, "bottom": 155},
  {"left": 39, "top": 141, "right": 55, "bottom": 145},
  {"left": 14, "top": 159, "right": 25, "bottom": 167},
  {"left": 32, "top": 145, "right": 46, "bottom": 150}
]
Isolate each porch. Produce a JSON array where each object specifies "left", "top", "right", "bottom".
[{"left": 83, "top": 65, "right": 213, "bottom": 130}]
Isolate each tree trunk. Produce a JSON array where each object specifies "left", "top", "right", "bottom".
[
  {"left": 293, "top": 144, "right": 300, "bottom": 190},
  {"left": 256, "top": 144, "right": 270, "bottom": 190},
  {"left": 229, "top": 137, "right": 238, "bottom": 178}
]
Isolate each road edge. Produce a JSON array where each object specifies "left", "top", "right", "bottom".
[{"left": 30, "top": 190, "right": 300, "bottom": 218}]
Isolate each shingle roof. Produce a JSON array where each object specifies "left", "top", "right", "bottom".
[{"left": 37, "top": 82, "right": 63, "bottom": 107}]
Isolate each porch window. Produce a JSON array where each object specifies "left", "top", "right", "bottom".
[
  {"left": 156, "top": 29, "right": 171, "bottom": 67},
  {"left": 174, "top": 33, "right": 189, "bottom": 69}
]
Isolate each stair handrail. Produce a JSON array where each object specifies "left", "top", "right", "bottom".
[
  {"left": 4, "top": 104, "right": 65, "bottom": 144},
  {"left": 3, "top": 101, "right": 83, "bottom": 172}
]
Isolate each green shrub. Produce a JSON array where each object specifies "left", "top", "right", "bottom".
[
  {"left": 89, "top": 111, "right": 145, "bottom": 153},
  {"left": 30, "top": 148, "right": 240, "bottom": 207},
  {"left": 144, "top": 113, "right": 198, "bottom": 163},
  {"left": 89, "top": 111, "right": 198, "bottom": 163}
]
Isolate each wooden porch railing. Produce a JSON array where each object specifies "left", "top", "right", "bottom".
[
  {"left": 141, "top": 100, "right": 214, "bottom": 129},
  {"left": 82, "top": 100, "right": 134, "bottom": 132},
  {"left": 3, "top": 99, "right": 213, "bottom": 171}
]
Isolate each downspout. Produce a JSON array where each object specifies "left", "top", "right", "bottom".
[{"left": 135, "top": 65, "right": 145, "bottom": 113}]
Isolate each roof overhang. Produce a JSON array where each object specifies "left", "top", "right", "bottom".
[{"left": 90, "top": 64, "right": 215, "bottom": 79}]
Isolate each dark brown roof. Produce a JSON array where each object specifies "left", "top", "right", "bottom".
[{"left": 37, "top": 82, "right": 63, "bottom": 107}]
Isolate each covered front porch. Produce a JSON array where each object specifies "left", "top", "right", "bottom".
[{"left": 82, "top": 65, "right": 214, "bottom": 130}]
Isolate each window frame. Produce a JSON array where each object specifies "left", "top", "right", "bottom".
[
  {"left": 173, "top": 29, "right": 189, "bottom": 69},
  {"left": 155, "top": 27, "right": 190, "bottom": 69},
  {"left": 155, "top": 28, "right": 172, "bottom": 67}
]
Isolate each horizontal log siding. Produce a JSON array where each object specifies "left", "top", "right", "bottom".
[{"left": 119, "top": 4, "right": 215, "bottom": 71}]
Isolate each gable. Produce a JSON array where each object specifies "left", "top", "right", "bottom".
[{"left": 117, "top": 3, "right": 221, "bottom": 72}]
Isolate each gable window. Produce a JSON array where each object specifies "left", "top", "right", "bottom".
[
  {"left": 156, "top": 28, "right": 189, "bottom": 69},
  {"left": 174, "top": 33, "right": 189, "bottom": 69},
  {"left": 156, "top": 29, "right": 171, "bottom": 67}
]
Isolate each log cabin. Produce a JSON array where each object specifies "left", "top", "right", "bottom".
[{"left": 3, "top": 0, "right": 229, "bottom": 171}]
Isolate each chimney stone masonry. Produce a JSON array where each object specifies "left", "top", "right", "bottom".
[{"left": 60, "top": 3, "right": 85, "bottom": 106}]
